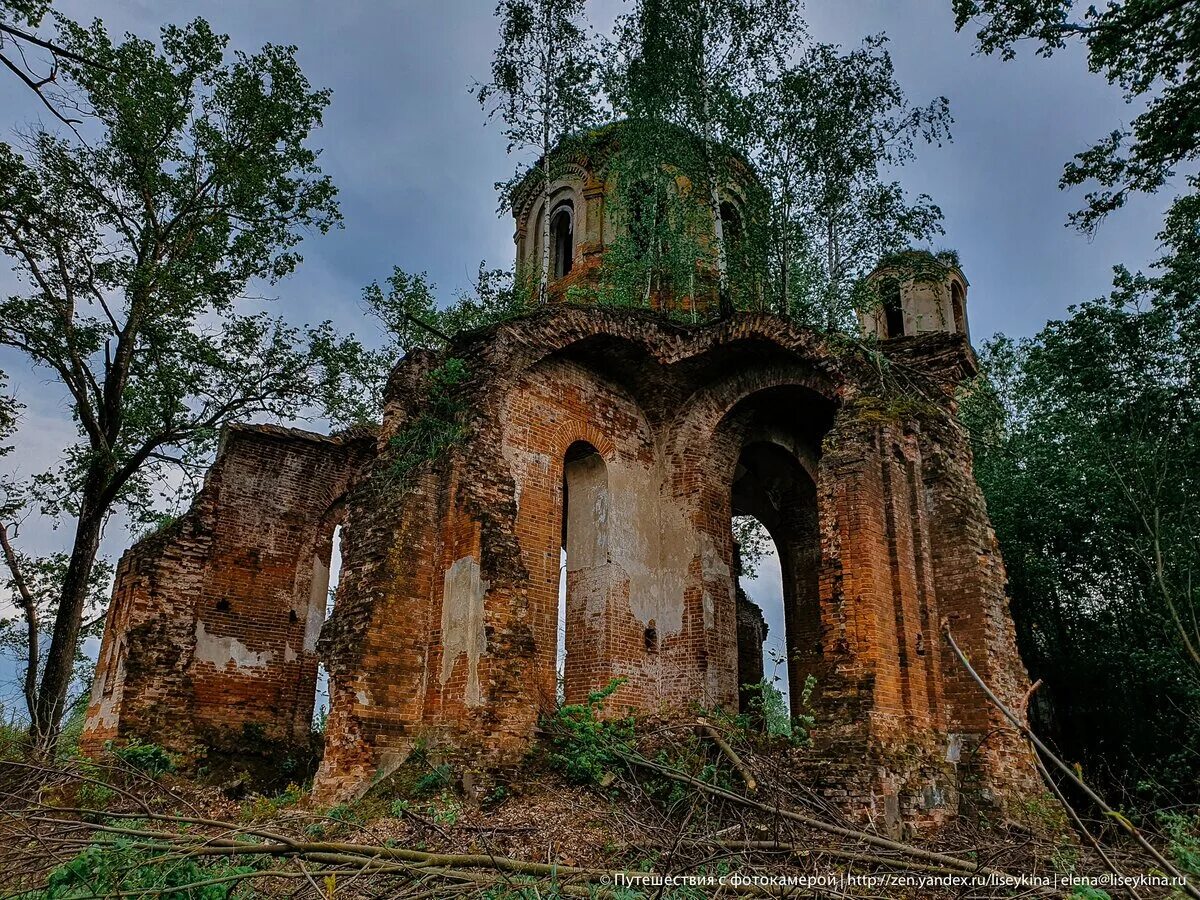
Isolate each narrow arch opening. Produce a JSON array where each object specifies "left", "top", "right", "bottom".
[
  {"left": 556, "top": 441, "right": 609, "bottom": 707},
  {"left": 731, "top": 441, "right": 822, "bottom": 728},
  {"left": 882, "top": 279, "right": 905, "bottom": 338},
  {"left": 950, "top": 281, "right": 966, "bottom": 334},
  {"left": 551, "top": 202, "right": 574, "bottom": 279},
  {"left": 312, "top": 523, "right": 343, "bottom": 732}
]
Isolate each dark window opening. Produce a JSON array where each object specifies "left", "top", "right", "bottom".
[
  {"left": 883, "top": 281, "right": 905, "bottom": 338},
  {"left": 720, "top": 200, "right": 743, "bottom": 244},
  {"left": 951, "top": 281, "right": 966, "bottom": 334},
  {"left": 551, "top": 203, "right": 573, "bottom": 279}
]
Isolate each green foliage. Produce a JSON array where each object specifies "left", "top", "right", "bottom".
[
  {"left": 501, "top": 2, "right": 947, "bottom": 328},
  {"left": 960, "top": 198, "right": 1200, "bottom": 805},
  {"left": 413, "top": 762, "right": 454, "bottom": 795},
  {"left": 108, "top": 739, "right": 175, "bottom": 777},
  {"left": 0, "top": 11, "right": 375, "bottom": 742},
  {"left": 392, "top": 791, "right": 463, "bottom": 826},
  {"left": 363, "top": 264, "right": 532, "bottom": 356},
  {"left": 136, "top": 513, "right": 180, "bottom": 541},
  {"left": 32, "top": 834, "right": 259, "bottom": 899},
  {"left": 1159, "top": 811, "right": 1200, "bottom": 878},
  {"left": 386, "top": 358, "right": 470, "bottom": 484},
  {"left": 585, "top": 122, "right": 721, "bottom": 313},
  {"left": 0, "top": 0, "right": 49, "bottom": 28},
  {"left": 0, "top": 555, "right": 114, "bottom": 721},
  {"left": 739, "top": 671, "right": 817, "bottom": 745},
  {"left": 755, "top": 38, "right": 950, "bottom": 328},
  {"left": 609, "top": 0, "right": 806, "bottom": 313},
  {"left": 953, "top": 0, "right": 1200, "bottom": 234},
  {"left": 544, "top": 677, "right": 634, "bottom": 785},
  {"left": 75, "top": 759, "right": 115, "bottom": 812},
  {"left": 732, "top": 515, "right": 772, "bottom": 580},
  {"left": 240, "top": 783, "right": 305, "bottom": 821},
  {"left": 0, "top": 704, "right": 28, "bottom": 760},
  {"left": 476, "top": 0, "right": 601, "bottom": 297}
]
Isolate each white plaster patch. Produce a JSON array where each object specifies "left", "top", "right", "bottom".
[
  {"left": 699, "top": 532, "right": 731, "bottom": 631},
  {"left": 500, "top": 439, "right": 551, "bottom": 513},
  {"left": 304, "top": 552, "right": 331, "bottom": 652},
  {"left": 700, "top": 532, "right": 732, "bottom": 580},
  {"left": 194, "top": 620, "right": 274, "bottom": 669},
  {"left": 439, "top": 556, "right": 488, "bottom": 707},
  {"left": 88, "top": 693, "right": 120, "bottom": 730},
  {"left": 284, "top": 643, "right": 297, "bottom": 663},
  {"left": 356, "top": 689, "right": 370, "bottom": 706}
]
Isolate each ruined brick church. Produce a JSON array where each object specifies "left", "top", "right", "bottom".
[{"left": 82, "top": 125, "right": 1041, "bottom": 829}]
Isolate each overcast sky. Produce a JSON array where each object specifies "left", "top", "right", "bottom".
[{"left": 0, "top": 1, "right": 1179, "bottom": 711}]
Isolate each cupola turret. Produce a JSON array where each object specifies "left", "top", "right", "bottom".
[{"left": 860, "top": 250, "right": 969, "bottom": 341}]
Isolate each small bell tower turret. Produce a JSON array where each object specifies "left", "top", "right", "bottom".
[{"left": 860, "top": 251, "right": 969, "bottom": 341}]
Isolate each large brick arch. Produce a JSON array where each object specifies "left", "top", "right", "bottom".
[{"left": 496, "top": 354, "right": 661, "bottom": 715}]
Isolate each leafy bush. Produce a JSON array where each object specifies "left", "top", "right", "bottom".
[
  {"left": 108, "top": 739, "right": 175, "bottom": 777},
  {"left": 1159, "top": 811, "right": 1200, "bottom": 878},
  {"left": 413, "top": 762, "right": 453, "bottom": 795},
  {"left": 54, "top": 703, "right": 88, "bottom": 760},
  {"left": 543, "top": 678, "right": 634, "bottom": 785},
  {"left": 34, "top": 835, "right": 259, "bottom": 899},
  {"left": 739, "top": 673, "right": 817, "bottom": 745},
  {"left": 0, "top": 705, "right": 28, "bottom": 761},
  {"left": 240, "top": 783, "right": 305, "bottom": 821}
]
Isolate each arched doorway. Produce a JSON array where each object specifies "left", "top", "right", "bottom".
[
  {"left": 731, "top": 441, "right": 821, "bottom": 717},
  {"left": 556, "top": 440, "right": 609, "bottom": 707}
]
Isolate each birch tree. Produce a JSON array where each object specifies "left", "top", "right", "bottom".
[
  {"left": 611, "top": 0, "right": 805, "bottom": 316},
  {"left": 754, "top": 36, "right": 950, "bottom": 328},
  {"left": 476, "top": 0, "right": 600, "bottom": 302}
]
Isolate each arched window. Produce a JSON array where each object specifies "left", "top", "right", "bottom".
[
  {"left": 719, "top": 200, "right": 743, "bottom": 244},
  {"left": 550, "top": 202, "right": 573, "bottom": 279},
  {"left": 882, "top": 280, "right": 905, "bottom": 339},
  {"left": 950, "top": 281, "right": 966, "bottom": 334}
]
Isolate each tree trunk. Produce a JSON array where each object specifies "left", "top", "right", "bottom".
[
  {"left": 539, "top": 4, "right": 554, "bottom": 304},
  {"left": 0, "top": 522, "right": 38, "bottom": 722},
  {"left": 780, "top": 201, "right": 791, "bottom": 317},
  {"left": 541, "top": 147, "right": 551, "bottom": 302},
  {"left": 704, "top": 136, "right": 729, "bottom": 317},
  {"left": 31, "top": 484, "right": 105, "bottom": 750}
]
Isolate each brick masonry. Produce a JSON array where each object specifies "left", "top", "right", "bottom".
[
  {"left": 82, "top": 424, "right": 372, "bottom": 758},
  {"left": 82, "top": 306, "right": 1044, "bottom": 829}
]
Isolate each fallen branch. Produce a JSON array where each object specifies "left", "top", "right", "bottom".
[
  {"left": 610, "top": 747, "right": 1055, "bottom": 894},
  {"left": 697, "top": 716, "right": 756, "bottom": 791},
  {"left": 942, "top": 619, "right": 1198, "bottom": 900}
]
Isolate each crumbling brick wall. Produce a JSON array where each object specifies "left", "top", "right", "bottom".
[
  {"left": 307, "top": 307, "right": 1041, "bottom": 823},
  {"left": 85, "top": 306, "right": 1041, "bottom": 830},
  {"left": 82, "top": 424, "right": 373, "bottom": 757}
]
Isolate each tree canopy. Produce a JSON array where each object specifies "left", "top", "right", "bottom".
[
  {"left": 961, "top": 199, "right": 1200, "bottom": 804},
  {"left": 0, "top": 14, "right": 368, "bottom": 744},
  {"left": 954, "top": 0, "right": 1200, "bottom": 233}
]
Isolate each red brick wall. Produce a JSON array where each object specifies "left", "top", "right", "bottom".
[
  {"left": 82, "top": 424, "right": 371, "bottom": 757},
  {"left": 84, "top": 307, "right": 1042, "bottom": 826}
]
